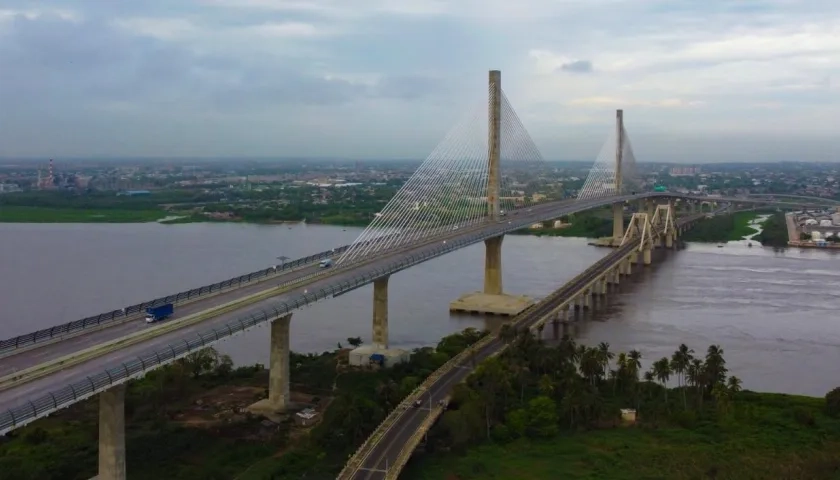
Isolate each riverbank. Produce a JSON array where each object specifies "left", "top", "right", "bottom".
[
  {"left": 403, "top": 391, "right": 840, "bottom": 479},
  {"left": 681, "top": 211, "right": 761, "bottom": 243},
  {"left": 0, "top": 206, "right": 372, "bottom": 226},
  {"left": 399, "top": 329, "right": 840, "bottom": 480},
  {"left": 0, "top": 206, "right": 170, "bottom": 223},
  {"left": 0, "top": 329, "right": 485, "bottom": 480}
]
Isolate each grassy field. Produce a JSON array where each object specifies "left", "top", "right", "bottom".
[
  {"left": 0, "top": 206, "right": 168, "bottom": 223},
  {"left": 403, "top": 392, "right": 840, "bottom": 480}
]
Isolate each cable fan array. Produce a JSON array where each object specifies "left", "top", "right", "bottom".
[
  {"left": 577, "top": 123, "right": 639, "bottom": 200},
  {"left": 338, "top": 88, "right": 545, "bottom": 265}
]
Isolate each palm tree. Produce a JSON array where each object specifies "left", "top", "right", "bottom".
[
  {"left": 670, "top": 344, "right": 694, "bottom": 409},
  {"left": 704, "top": 345, "right": 728, "bottom": 388},
  {"left": 538, "top": 374, "right": 555, "bottom": 397},
  {"left": 499, "top": 323, "right": 516, "bottom": 344},
  {"left": 597, "top": 342, "right": 615, "bottom": 379},
  {"left": 627, "top": 350, "right": 643, "bottom": 381},
  {"left": 726, "top": 376, "right": 742, "bottom": 394},
  {"left": 653, "top": 357, "right": 671, "bottom": 405}
]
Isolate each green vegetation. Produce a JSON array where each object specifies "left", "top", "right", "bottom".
[
  {"left": 757, "top": 212, "right": 791, "bottom": 247},
  {"left": 0, "top": 329, "right": 486, "bottom": 480},
  {"left": 400, "top": 327, "right": 840, "bottom": 480},
  {"left": 512, "top": 211, "right": 612, "bottom": 239},
  {"left": 0, "top": 206, "right": 167, "bottom": 223},
  {"left": 681, "top": 211, "right": 761, "bottom": 243},
  {"left": 0, "top": 186, "right": 396, "bottom": 226}
]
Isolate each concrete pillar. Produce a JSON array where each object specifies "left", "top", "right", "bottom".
[
  {"left": 665, "top": 233, "right": 674, "bottom": 248},
  {"left": 612, "top": 203, "right": 624, "bottom": 242},
  {"left": 615, "top": 109, "right": 624, "bottom": 194},
  {"left": 484, "top": 236, "right": 503, "bottom": 295},
  {"left": 583, "top": 292, "right": 591, "bottom": 309},
  {"left": 98, "top": 384, "right": 126, "bottom": 480},
  {"left": 625, "top": 259, "right": 632, "bottom": 275},
  {"left": 373, "top": 276, "right": 389, "bottom": 348},
  {"left": 643, "top": 248, "right": 652, "bottom": 265},
  {"left": 631, "top": 251, "right": 640, "bottom": 264},
  {"left": 487, "top": 70, "right": 501, "bottom": 221},
  {"left": 268, "top": 314, "right": 291, "bottom": 410}
]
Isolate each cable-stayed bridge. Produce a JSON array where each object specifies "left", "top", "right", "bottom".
[{"left": 0, "top": 71, "right": 819, "bottom": 480}]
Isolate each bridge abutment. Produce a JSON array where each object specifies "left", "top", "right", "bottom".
[
  {"left": 248, "top": 313, "right": 291, "bottom": 415},
  {"left": 98, "top": 384, "right": 126, "bottom": 480}
]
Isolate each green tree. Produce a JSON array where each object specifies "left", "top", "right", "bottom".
[{"left": 526, "top": 396, "right": 559, "bottom": 438}]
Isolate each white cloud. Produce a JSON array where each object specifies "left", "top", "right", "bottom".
[
  {"left": 244, "top": 21, "right": 329, "bottom": 37},
  {"left": 1, "top": 0, "right": 839, "bottom": 162},
  {"left": 112, "top": 18, "right": 199, "bottom": 40},
  {"left": 0, "top": 8, "right": 81, "bottom": 23}
]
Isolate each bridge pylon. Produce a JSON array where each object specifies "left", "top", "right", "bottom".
[
  {"left": 611, "top": 109, "right": 625, "bottom": 246},
  {"left": 651, "top": 202, "right": 677, "bottom": 248},
  {"left": 450, "top": 70, "right": 534, "bottom": 317},
  {"left": 620, "top": 212, "right": 655, "bottom": 265}
]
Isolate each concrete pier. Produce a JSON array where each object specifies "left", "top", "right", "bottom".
[
  {"left": 248, "top": 314, "right": 291, "bottom": 415},
  {"left": 98, "top": 385, "right": 126, "bottom": 480},
  {"left": 483, "top": 236, "right": 503, "bottom": 295},
  {"left": 373, "top": 276, "right": 389, "bottom": 348}
]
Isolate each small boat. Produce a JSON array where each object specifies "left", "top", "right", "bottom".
[
  {"left": 717, "top": 243, "right": 724, "bottom": 248},
  {"left": 747, "top": 242, "right": 753, "bottom": 247}
]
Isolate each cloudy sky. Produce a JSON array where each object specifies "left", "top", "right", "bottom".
[{"left": 0, "top": 0, "right": 837, "bottom": 162}]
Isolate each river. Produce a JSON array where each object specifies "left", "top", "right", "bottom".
[{"left": 1, "top": 222, "right": 839, "bottom": 396}]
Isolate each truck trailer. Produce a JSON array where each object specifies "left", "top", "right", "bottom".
[{"left": 145, "top": 303, "right": 174, "bottom": 324}]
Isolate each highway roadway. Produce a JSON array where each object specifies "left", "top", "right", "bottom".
[
  {"left": 347, "top": 240, "right": 643, "bottom": 480},
  {"left": 0, "top": 261, "right": 332, "bottom": 378},
  {"left": 0, "top": 195, "right": 628, "bottom": 418},
  {"left": 0, "top": 192, "right": 773, "bottom": 431}
]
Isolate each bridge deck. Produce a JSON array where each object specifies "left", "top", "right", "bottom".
[{"left": 0, "top": 194, "right": 779, "bottom": 433}]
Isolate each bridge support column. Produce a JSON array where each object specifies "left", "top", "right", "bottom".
[
  {"left": 98, "top": 384, "right": 126, "bottom": 480},
  {"left": 665, "top": 233, "right": 674, "bottom": 249},
  {"left": 631, "top": 251, "right": 640, "bottom": 265},
  {"left": 643, "top": 247, "right": 652, "bottom": 265},
  {"left": 484, "top": 236, "right": 503, "bottom": 295},
  {"left": 612, "top": 203, "right": 624, "bottom": 245},
  {"left": 249, "top": 313, "right": 291, "bottom": 415},
  {"left": 373, "top": 276, "right": 389, "bottom": 348}
]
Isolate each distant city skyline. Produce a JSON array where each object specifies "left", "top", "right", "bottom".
[{"left": 0, "top": 1, "right": 837, "bottom": 162}]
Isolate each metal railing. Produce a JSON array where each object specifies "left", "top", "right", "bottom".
[
  {"left": 0, "top": 246, "right": 352, "bottom": 356},
  {"left": 0, "top": 197, "right": 704, "bottom": 434}
]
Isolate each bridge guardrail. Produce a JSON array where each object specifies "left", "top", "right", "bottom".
[
  {"left": 0, "top": 231, "right": 412, "bottom": 357},
  {"left": 0, "top": 201, "right": 704, "bottom": 434},
  {"left": 0, "top": 245, "right": 353, "bottom": 356}
]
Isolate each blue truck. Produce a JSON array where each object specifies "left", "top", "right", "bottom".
[{"left": 145, "top": 303, "right": 174, "bottom": 324}]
